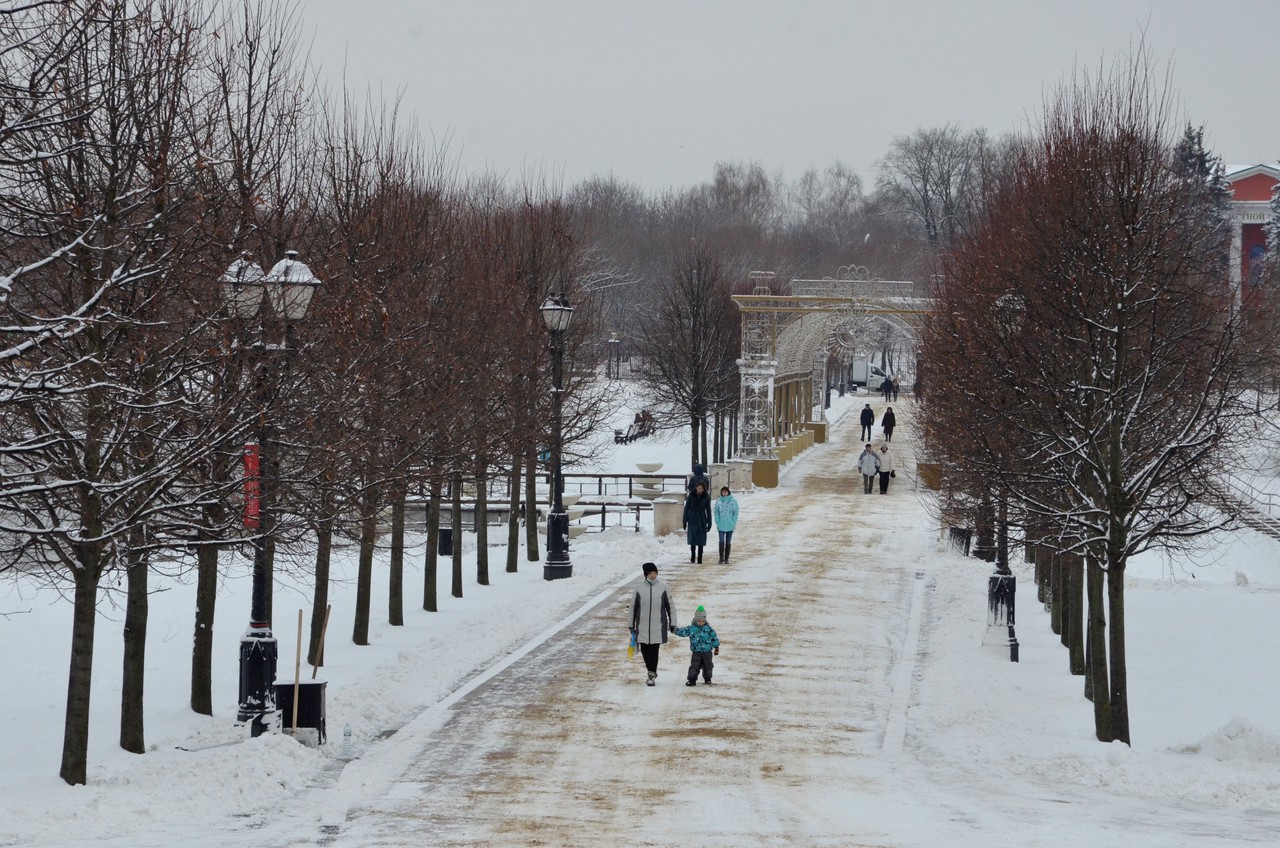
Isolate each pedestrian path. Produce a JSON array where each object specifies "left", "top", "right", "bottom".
[{"left": 311, "top": 406, "right": 930, "bottom": 847}]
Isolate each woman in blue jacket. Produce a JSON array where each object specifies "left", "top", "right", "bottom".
[{"left": 713, "top": 486, "right": 739, "bottom": 563}]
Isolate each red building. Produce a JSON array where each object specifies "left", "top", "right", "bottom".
[{"left": 1227, "top": 163, "right": 1280, "bottom": 302}]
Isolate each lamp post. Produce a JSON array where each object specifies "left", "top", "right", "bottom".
[
  {"left": 608, "top": 331, "right": 621, "bottom": 380},
  {"left": 540, "top": 293, "right": 574, "bottom": 580},
  {"left": 221, "top": 249, "right": 321, "bottom": 733},
  {"left": 987, "top": 291, "right": 1025, "bottom": 662}
]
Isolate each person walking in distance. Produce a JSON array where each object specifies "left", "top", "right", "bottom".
[
  {"left": 671, "top": 605, "right": 720, "bottom": 686},
  {"left": 683, "top": 481, "right": 712, "bottom": 563},
  {"left": 882, "top": 406, "right": 896, "bottom": 442},
  {"left": 631, "top": 562, "right": 675, "bottom": 686},
  {"left": 877, "top": 443, "right": 896, "bottom": 494},
  {"left": 891, "top": 378, "right": 900, "bottom": 402},
  {"left": 686, "top": 462, "right": 710, "bottom": 496},
  {"left": 879, "top": 376, "right": 893, "bottom": 401},
  {"left": 857, "top": 443, "right": 881, "bottom": 495},
  {"left": 714, "top": 486, "right": 739, "bottom": 563},
  {"left": 859, "top": 403, "right": 875, "bottom": 442}
]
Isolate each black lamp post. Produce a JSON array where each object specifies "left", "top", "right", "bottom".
[
  {"left": 987, "top": 291, "right": 1025, "bottom": 662},
  {"left": 540, "top": 293, "right": 574, "bottom": 581},
  {"left": 608, "top": 331, "right": 620, "bottom": 380},
  {"left": 221, "top": 249, "right": 321, "bottom": 733}
]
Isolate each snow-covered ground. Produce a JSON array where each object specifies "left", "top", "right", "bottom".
[{"left": 1, "top": 383, "right": 1279, "bottom": 847}]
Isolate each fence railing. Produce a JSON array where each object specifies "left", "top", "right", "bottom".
[{"left": 1223, "top": 472, "right": 1280, "bottom": 516}]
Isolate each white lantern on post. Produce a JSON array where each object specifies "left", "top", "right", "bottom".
[
  {"left": 265, "top": 250, "right": 321, "bottom": 321},
  {"left": 220, "top": 254, "right": 266, "bottom": 318}
]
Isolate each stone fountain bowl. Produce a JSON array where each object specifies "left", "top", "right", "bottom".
[{"left": 635, "top": 462, "right": 664, "bottom": 474}]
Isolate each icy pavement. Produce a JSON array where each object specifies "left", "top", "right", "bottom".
[{"left": 262, "top": 414, "right": 1280, "bottom": 847}]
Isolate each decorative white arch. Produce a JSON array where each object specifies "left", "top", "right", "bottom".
[{"left": 733, "top": 267, "right": 932, "bottom": 459}]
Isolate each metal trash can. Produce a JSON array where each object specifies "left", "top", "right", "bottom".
[
  {"left": 274, "top": 680, "right": 326, "bottom": 746},
  {"left": 437, "top": 528, "right": 454, "bottom": 556}
]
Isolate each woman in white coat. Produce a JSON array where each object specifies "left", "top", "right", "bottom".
[{"left": 877, "top": 443, "right": 896, "bottom": 494}]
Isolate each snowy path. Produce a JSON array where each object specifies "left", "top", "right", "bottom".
[
  {"left": 305, "top": 416, "right": 928, "bottom": 847},
  {"left": 257, "top": 409, "right": 1280, "bottom": 847}
]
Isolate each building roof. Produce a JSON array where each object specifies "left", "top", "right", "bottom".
[{"left": 1225, "top": 164, "right": 1280, "bottom": 183}]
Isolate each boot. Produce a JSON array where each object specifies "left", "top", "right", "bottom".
[
  {"left": 724, "top": 543, "right": 731, "bottom": 563},
  {"left": 646, "top": 671, "right": 656, "bottom": 686},
  {"left": 696, "top": 546, "right": 703, "bottom": 564},
  {"left": 690, "top": 546, "right": 697, "bottom": 563},
  {"left": 718, "top": 540, "right": 725, "bottom": 563}
]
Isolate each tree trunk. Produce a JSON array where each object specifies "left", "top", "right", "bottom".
[
  {"left": 729, "top": 405, "right": 738, "bottom": 457},
  {"left": 475, "top": 468, "right": 489, "bottom": 586},
  {"left": 424, "top": 478, "right": 441, "bottom": 612},
  {"left": 524, "top": 446, "right": 539, "bottom": 562},
  {"left": 689, "top": 413, "right": 699, "bottom": 470},
  {"left": 506, "top": 454, "right": 520, "bottom": 573},
  {"left": 1049, "top": 551, "right": 1063, "bottom": 636},
  {"left": 1057, "top": 553, "right": 1070, "bottom": 649},
  {"left": 1035, "top": 540, "right": 1048, "bottom": 604},
  {"left": 352, "top": 492, "right": 377, "bottom": 646},
  {"left": 451, "top": 469, "right": 464, "bottom": 599},
  {"left": 1067, "top": 552, "right": 1086, "bottom": 675},
  {"left": 120, "top": 532, "right": 148, "bottom": 754},
  {"left": 61, "top": 568, "right": 101, "bottom": 785},
  {"left": 1107, "top": 563, "right": 1130, "bottom": 745},
  {"left": 699, "top": 414, "right": 708, "bottom": 468},
  {"left": 721, "top": 409, "right": 727, "bottom": 464},
  {"left": 308, "top": 515, "right": 333, "bottom": 666},
  {"left": 190, "top": 521, "right": 218, "bottom": 715},
  {"left": 388, "top": 485, "right": 405, "bottom": 626},
  {"left": 1086, "top": 553, "right": 1112, "bottom": 741}
]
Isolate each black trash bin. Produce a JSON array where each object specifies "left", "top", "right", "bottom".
[
  {"left": 274, "top": 680, "right": 326, "bottom": 746},
  {"left": 437, "top": 527, "right": 454, "bottom": 556}
]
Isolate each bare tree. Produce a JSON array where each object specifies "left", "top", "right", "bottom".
[
  {"left": 633, "top": 242, "right": 739, "bottom": 468},
  {"left": 920, "top": 49, "right": 1260, "bottom": 745},
  {"left": 875, "top": 124, "right": 1003, "bottom": 248},
  {"left": 0, "top": 0, "right": 237, "bottom": 782}
]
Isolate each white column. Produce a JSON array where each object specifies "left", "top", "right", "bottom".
[{"left": 1231, "top": 220, "right": 1243, "bottom": 308}]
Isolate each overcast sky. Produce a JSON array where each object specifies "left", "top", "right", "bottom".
[{"left": 297, "top": 0, "right": 1280, "bottom": 194}]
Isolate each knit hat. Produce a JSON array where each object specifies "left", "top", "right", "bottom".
[
  {"left": 642, "top": 562, "right": 658, "bottom": 576},
  {"left": 693, "top": 605, "right": 706, "bottom": 622}
]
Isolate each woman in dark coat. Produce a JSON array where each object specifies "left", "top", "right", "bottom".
[
  {"left": 882, "top": 406, "right": 897, "bottom": 442},
  {"left": 683, "top": 482, "right": 713, "bottom": 563}
]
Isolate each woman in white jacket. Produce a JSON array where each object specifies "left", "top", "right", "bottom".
[
  {"left": 877, "top": 443, "right": 895, "bottom": 494},
  {"left": 631, "top": 562, "right": 675, "bottom": 686}
]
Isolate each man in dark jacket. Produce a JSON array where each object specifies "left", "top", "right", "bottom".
[
  {"left": 631, "top": 562, "right": 675, "bottom": 686},
  {"left": 860, "top": 404, "right": 875, "bottom": 441}
]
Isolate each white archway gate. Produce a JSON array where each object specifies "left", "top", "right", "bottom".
[{"left": 733, "top": 268, "right": 931, "bottom": 463}]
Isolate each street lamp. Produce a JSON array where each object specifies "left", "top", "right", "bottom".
[
  {"left": 540, "top": 293, "right": 574, "bottom": 581},
  {"left": 608, "top": 332, "right": 620, "bottom": 379},
  {"left": 220, "top": 249, "right": 321, "bottom": 733},
  {"left": 987, "top": 290, "right": 1025, "bottom": 662}
]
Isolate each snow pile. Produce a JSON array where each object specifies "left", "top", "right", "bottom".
[{"left": 1174, "top": 718, "right": 1280, "bottom": 763}]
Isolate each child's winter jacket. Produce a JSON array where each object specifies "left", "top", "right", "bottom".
[{"left": 671, "top": 621, "right": 720, "bottom": 653}]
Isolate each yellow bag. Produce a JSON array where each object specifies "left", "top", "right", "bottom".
[{"left": 627, "top": 631, "right": 636, "bottom": 659}]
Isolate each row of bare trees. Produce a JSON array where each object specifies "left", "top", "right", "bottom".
[
  {"left": 0, "top": 0, "right": 608, "bottom": 784},
  {"left": 918, "top": 50, "right": 1277, "bottom": 745}
]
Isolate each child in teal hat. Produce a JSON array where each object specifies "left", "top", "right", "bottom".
[{"left": 670, "top": 605, "right": 720, "bottom": 686}]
